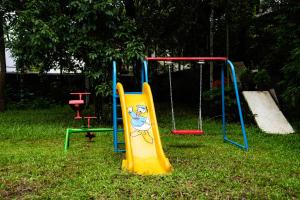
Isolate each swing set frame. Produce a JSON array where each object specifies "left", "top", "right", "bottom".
[{"left": 145, "top": 57, "right": 249, "bottom": 150}]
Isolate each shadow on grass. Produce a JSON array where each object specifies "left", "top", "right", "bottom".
[{"left": 168, "top": 143, "right": 205, "bottom": 148}]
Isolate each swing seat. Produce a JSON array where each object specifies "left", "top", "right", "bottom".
[{"left": 171, "top": 129, "right": 204, "bottom": 135}]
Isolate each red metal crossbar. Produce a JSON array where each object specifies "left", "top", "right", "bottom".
[
  {"left": 70, "top": 92, "right": 91, "bottom": 100},
  {"left": 171, "top": 130, "right": 204, "bottom": 135},
  {"left": 146, "top": 57, "right": 227, "bottom": 61}
]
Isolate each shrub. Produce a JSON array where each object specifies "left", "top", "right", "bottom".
[{"left": 253, "top": 69, "right": 271, "bottom": 90}]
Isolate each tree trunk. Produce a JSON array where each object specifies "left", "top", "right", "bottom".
[
  {"left": 85, "top": 75, "right": 90, "bottom": 105},
  {"left": 209, "top": 7, "right": 214, "bottom": 90},
  {"left": 226, "top": 18, "right": 229, "bottom": 58},
  {"left": 124, "top": 0, "right": 135, "bottom": 18},
  {"left": 226, "top": 1, "right": 230, "bottom": 87},
  {"left": 0, "top": 12, "right": 6, "bottom": 112}
]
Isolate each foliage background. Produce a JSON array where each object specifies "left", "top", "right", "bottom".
[{"left": 1, "top": 0, "right": 299, "bottom": 117}]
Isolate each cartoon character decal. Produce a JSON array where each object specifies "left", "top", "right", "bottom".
[{"left": 128, "top": 105, "right": 153, "bottom": 144}]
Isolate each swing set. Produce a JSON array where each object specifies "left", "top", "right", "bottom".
[{"left": 145, "top": 57, "right": 248, "bottom": 150}]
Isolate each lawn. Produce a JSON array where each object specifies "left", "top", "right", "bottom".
[{"left": 0, "top": 105, "right": 299, "bottom": 199}]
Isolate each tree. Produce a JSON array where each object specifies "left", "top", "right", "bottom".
[
  {"left": 249, "top": 0, "right": 300, "bottom": 111},
  {"left": 4, "top": 0, "right": 145, "bottom": 119},
  {"left": 0, "top": 9, "right": 5, "bottom": 111},
  {"left": 133, "top": 0, "right": 213, "bottom": 56},
  {"left": 209, "top": 2, "right": 214, "bottom": 90},
  {"left": 0, "top": 0, "right": 25, "bottom": 111},
  {"left": 6, "top": 0, "right": 144, "bottom": 115}
]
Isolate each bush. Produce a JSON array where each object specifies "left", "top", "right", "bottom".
[
  {"left": 253, "top": 69, "right": 271, "bottom": 90},
  {"left": 240, "top": 69, "right": 271, "bottom": 90},
  {"left": 201, "top": 86, "right": 254, "bottom": 123},
  {"left": 8, "top": 97, "right": 56, "bottom": 110},
  {"left": 240, "top": 69, "right": 255, "bottom": 90}
]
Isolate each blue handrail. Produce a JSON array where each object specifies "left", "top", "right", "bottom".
[
  {"left": 143, "top": 60, "right": 149, "bottom": 83},
  {"left": 112, "top": 61, "right": 118, "bottom": 152}
]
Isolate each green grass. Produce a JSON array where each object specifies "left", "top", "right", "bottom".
[{"left": 0, "top": 106, "right": 299, "bottom": 199}]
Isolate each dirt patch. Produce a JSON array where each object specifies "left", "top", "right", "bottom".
[{"left": 0, "top": 178, "right": 40, "bottom": 199}]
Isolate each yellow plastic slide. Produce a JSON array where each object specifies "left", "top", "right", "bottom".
[{"left": 116, "top": 82, "right": 172, "bottom": 175}]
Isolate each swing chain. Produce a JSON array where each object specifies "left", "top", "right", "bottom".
[
  {"left": 198, "top": 62, "right": 204, "bottom": 130},
  {"left": 168, "top": 65, "right": 176, "bottom": 130}
]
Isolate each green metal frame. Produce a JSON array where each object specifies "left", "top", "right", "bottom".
[{"left": 64, "top": 128, "right": 113, "bottom": 151}]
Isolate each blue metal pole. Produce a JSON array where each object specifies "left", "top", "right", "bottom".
[
  {"left": 112, "top": 61, "right": 118, "bottom": 152},
  {"left": 141, "top": 62, "right": 144, "bottom": 89},
  {"left": 221, "top": 63, "right": 227, "bottom": 140},
  {"left": 227, "top": 60, "right": 249, "bottom": 150},
  {"left": 143, "top": 60, "right": 149, "bottom": 83},
  {"left": 224, "top": 138, "right": 246, "bottom": 149}
]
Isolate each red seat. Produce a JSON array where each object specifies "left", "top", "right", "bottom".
[
  {"left": 171, "top": 130, "right": 204, "bottom": 135},
  {"left": 68, "top": 92, "right": 90, "bottom": 120},
  {"left": 69, "top": 100, "right": 85, "bottom": 119},
  {"left": 69, "top": 100, "right": 84, "bottom": 105}
]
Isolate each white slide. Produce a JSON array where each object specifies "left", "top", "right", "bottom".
[{"left": 242, "top": 91, "right": 294, "bottom": 134}]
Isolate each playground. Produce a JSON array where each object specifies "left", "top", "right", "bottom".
[
  {"left": 1, "top": 58, "right": 299, "bottom": 199},
  {"left": 1, "top": 0, "right": 300, "bottom": 199},
  {"left": 1, "top": 105, "right": 299, "bottom": 199},
  {"left": 1, "top": 56, "right": 300, "bottom": 198}
]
